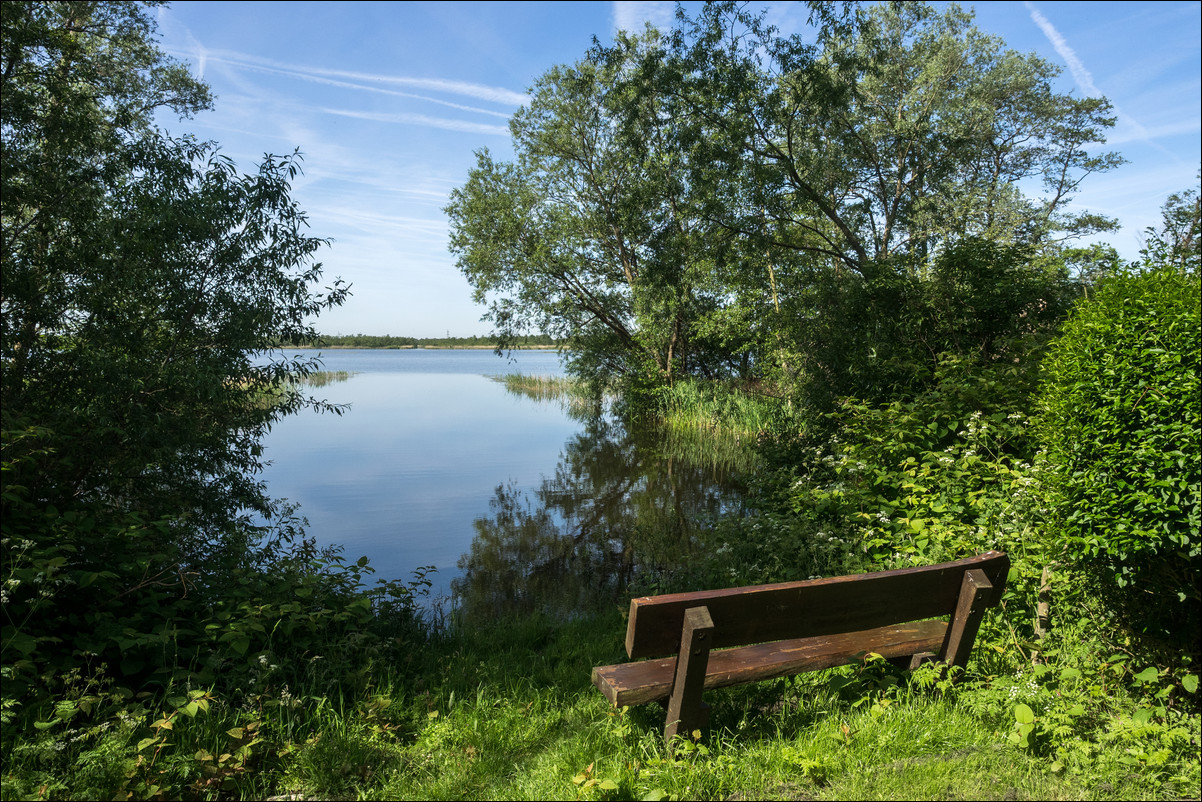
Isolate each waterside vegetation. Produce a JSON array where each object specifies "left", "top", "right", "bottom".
[
  {"left": 2, "top": 2, "right": 1199, "bottom": 800},
  {"left": 291, "top": 370, "right": 360, "bottom": 388}
]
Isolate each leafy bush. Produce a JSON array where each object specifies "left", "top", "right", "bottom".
[
  {"left": 1036, "top": 262, "right": 1200, "bottom": 651},
  {"left": 692, "top": 352, "right": 1049, "bottom": 623}
]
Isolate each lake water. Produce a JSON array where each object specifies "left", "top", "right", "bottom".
[{"left": 259, "top": 348, "right": 745, "bottom": 618}]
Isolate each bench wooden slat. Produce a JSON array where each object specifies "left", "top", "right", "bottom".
[
  {"left": 625, "top": 551, "right": 1008, "bottom": 658},
  {"left": 594, "top": 618, "right": 949, "bottom": 707}
]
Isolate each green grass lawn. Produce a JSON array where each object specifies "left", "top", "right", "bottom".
[{"left": 7, "top": 605, "right": 1194, "bottom": 801}]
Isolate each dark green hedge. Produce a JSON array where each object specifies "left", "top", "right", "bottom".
[{"left": 1037, "top": 264, "right": 1200, "bottom": 650}]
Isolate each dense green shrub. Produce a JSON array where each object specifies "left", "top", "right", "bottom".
[
  {"left": 1036, "top": 263, "right": 1200, "bottom": 651},
  {"left": 0, "top": 2, "right": 431, "bottom": 751},
  {"left": 692, "top": 352, "right": 1049, "bottom": 620}
]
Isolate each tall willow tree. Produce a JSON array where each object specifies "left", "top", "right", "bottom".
[
  {"left": 670, "top": 2, "right": 1114, "bottom": 401},
  {"left": 445, "top": 30, "right": 730, "bottom": 395},
  {"left": 446, "top": 1, "right": 1116, "bottom": 403}
]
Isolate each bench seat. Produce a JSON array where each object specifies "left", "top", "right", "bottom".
[{"left": 592, "top": 618, "right": 948, "bottom": 706}]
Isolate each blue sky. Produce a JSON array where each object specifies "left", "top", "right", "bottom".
[{"left": 155, "top": 1, "right": 1201, "bottom": 338}]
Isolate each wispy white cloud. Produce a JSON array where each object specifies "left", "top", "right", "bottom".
[
  {"left": 1024, "top": 1, "right": 1170, "bottom": 155},
  {"left": 1024, "top": 2, "right": 1102, "bottom": 97},
  {"left": 314, "top": 206, "right": 448, "bottom": 241},
  {"left": 1104, "top": 118, "right": 1202, "bottom": 146},
  {"left": 215, "top": 57, "right": 514, "bottom": 119},
  {"left": 612, "top": 1, "right": 675, "bottom": 35},
  {"left": 190, "top": 47, "right": 529, "bottom": 107},
  {"left": 318, "top": 107, "right": 509, "bottom": 137},
  {"left": 159, "top": 8, "right": 209, "bottom": 82}
]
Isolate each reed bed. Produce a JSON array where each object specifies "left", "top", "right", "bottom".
[
  {"left": 656, "top": 379, "right": 781, "bottom": 469},
  {"left": 293, "top": 369, "right": 360, "bottom": 387},
  {"left": 491, "top": 373, "right": 600, "bottom": 416}
]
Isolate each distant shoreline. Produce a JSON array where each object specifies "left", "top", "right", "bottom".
[{"left": 281, "top": 344, "right": 561, "bottom": 350}]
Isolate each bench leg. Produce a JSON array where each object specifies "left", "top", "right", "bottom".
[
  {"left": 940, "top": 568, "right": 993, "bottom": 670},
  {"left": 908, "top": 651, "right": 937, "bottom": 670},
  {"left": 665, "top": 606, "right": 714, "bottom": 746}
]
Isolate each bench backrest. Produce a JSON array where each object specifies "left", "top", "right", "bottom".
[{"left": 625, "top": 551, "right": 1009, "bottom": 659}]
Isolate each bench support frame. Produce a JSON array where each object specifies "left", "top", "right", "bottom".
[
  {"left": 664, "top": 606, "right": 714, "bottom": 742},
  {"left": 942, "top": 568, "right": 993, "bottom": 668}
]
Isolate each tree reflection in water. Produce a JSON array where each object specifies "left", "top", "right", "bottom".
[{"left": 452, "top": 403, "right": 750, "bottom": 623}]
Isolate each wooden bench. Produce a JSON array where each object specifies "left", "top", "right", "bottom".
[{"left": 592, "top": 551, "right": 1009, "bottom": 744}]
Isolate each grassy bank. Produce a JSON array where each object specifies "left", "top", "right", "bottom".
[{"left": 4, "top": 605, "right": 1197, "bottom": 800}]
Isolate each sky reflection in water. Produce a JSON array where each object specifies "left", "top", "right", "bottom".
[{"left": 259, "top": 349, "right": 745, "bottom": 616}]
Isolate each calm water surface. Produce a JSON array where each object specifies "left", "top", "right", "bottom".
[{"left": 259, "top": 349, "right": 744, "bottom": 617}]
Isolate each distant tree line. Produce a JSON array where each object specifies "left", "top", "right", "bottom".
[{"left": 308, "top": 333, "right": 560, "bottom": 348}]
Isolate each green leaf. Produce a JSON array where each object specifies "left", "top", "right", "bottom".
[
  {"left": 1013, "top": 704, "right": 1035, "bottom": 724},
  {"left": 4, "top": 632, "right": 37, "bottom": 657},
  {"left": 1182, "top": 674, "right": 1198, "bottom": 693},
  {"left": 1132, "top": 667, "right": 1159, "bottom": 684}
]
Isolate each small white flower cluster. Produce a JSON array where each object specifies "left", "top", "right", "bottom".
[
  {"left": 817, "top": 531, "right": 845, "bottom": 546},
  {"left": 1006, "top": 670, "right": 1041, "bottom": 701}
]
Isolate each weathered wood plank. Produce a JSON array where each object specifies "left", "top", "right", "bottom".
[
  {"left": 625, "top": 552, "right": 1008, "bottom": 658},
  {"left": 594, "top": 619, "right": 949, "bottom": 707}
]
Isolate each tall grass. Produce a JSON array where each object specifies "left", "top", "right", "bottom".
[
  {"left": 655, "top": 380, "right": 782, "bottom": 471},
  {"left": 293, "top": 369, "right": 360, "bottom": 387},
  {"left": 492, "top": 373, "right": 575, "bottom": 399},
  {"left": 492, "top": 373, "right": 600, "bottom": 416},
  {"left": 248, "top": 370, "right": 359, "bottom": 409}
]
